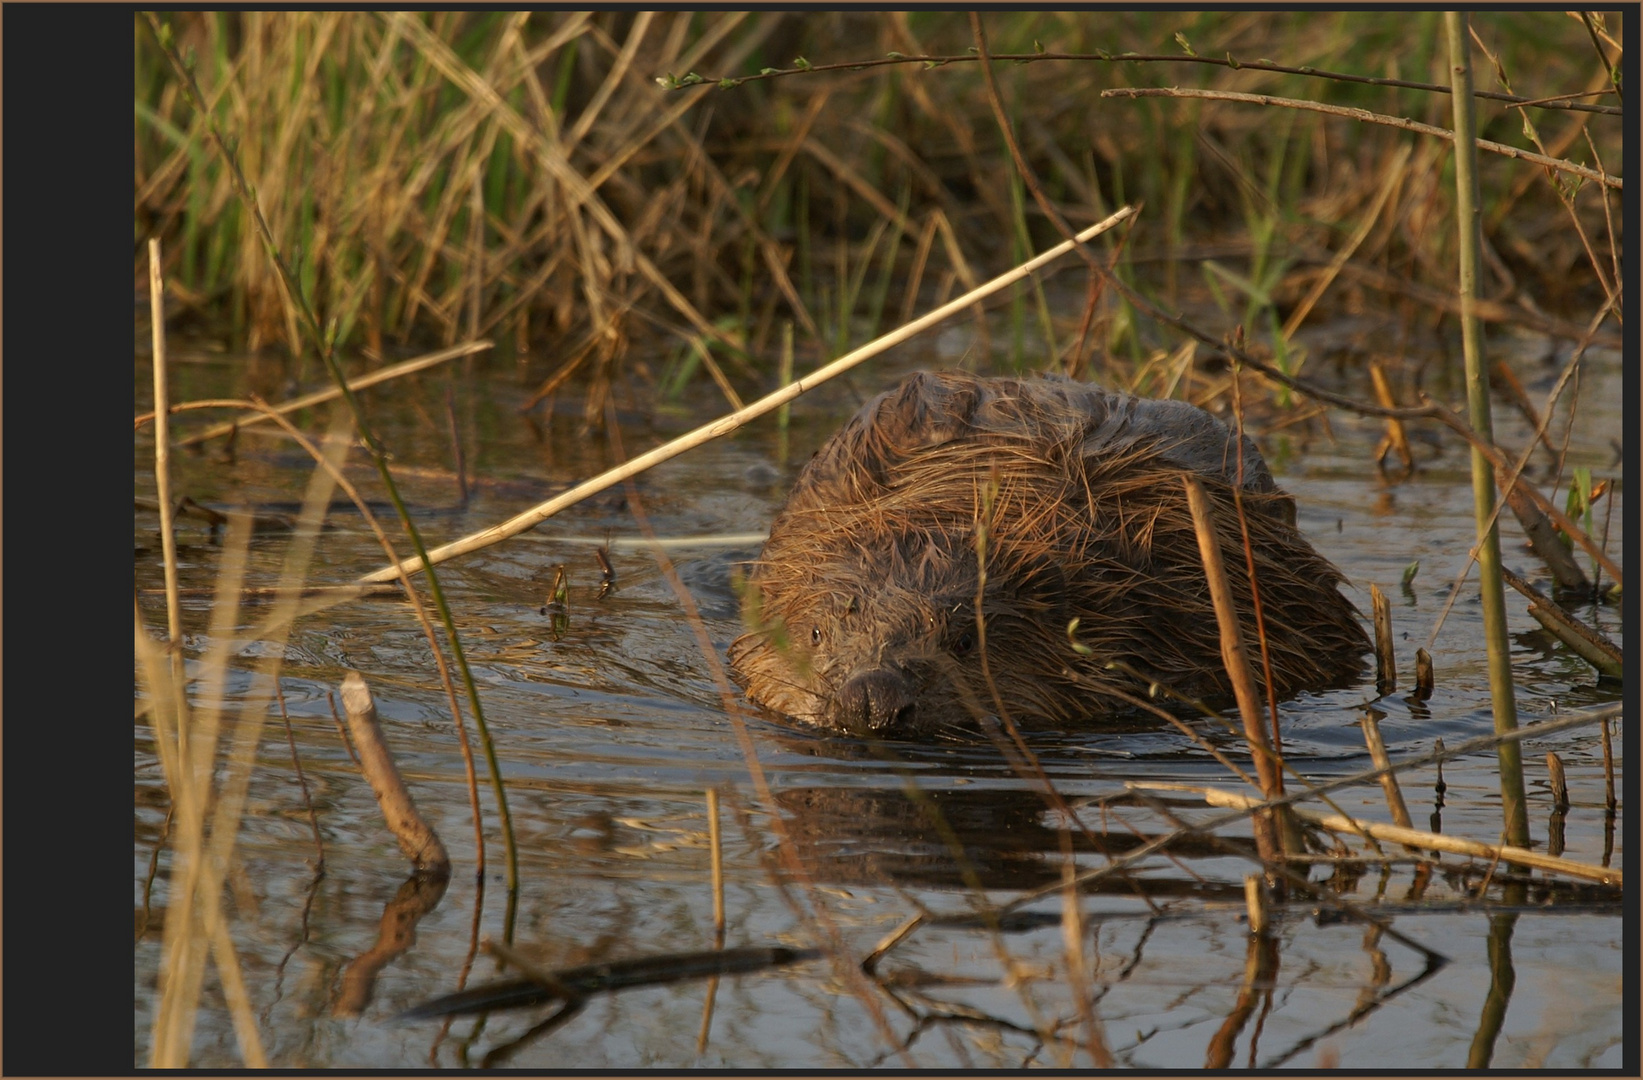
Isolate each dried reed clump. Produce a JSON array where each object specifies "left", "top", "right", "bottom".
[
  {"left": 729, "top": 371, "right": 1368, "bottom": 736},
  {"left": 137, "top": 12, "right": 1619, "bottom": 409}
]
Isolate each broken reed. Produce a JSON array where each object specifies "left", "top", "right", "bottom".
[{"left": 137, "top": 11, "right": 1620, "bottom": 390}]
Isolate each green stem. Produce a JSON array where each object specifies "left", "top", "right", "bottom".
[{"left": 1444, "top": 11, "right": 1527, "bottom": 850}]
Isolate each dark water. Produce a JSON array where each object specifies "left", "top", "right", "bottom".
[{"left": 135, "top": 328, "right": 1624, "bottom": 1068}]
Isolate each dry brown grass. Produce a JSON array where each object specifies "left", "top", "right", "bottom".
[{"left": 138, "top": 12, "right": 1621, "bottom": 414}]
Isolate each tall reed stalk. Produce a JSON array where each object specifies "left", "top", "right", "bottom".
[{"left": 1444, "top": 11, "right": 1528, "bottom": 850}]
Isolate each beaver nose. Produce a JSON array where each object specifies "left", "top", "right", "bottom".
[{"left": 834, "top": 668, "right": 917, "bottom": 735}]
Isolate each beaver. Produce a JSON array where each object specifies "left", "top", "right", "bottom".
[{"left": 728, "top": 370, "right": 1368, "bottom": 737}]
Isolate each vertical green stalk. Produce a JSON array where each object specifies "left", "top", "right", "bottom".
[{"left": 1444, "top": 11, "right": 1528, "bottom": 849}]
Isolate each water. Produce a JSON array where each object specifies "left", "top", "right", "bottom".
[{"left": 134, "top": 331, "right": 1625, "bottom": 1068}]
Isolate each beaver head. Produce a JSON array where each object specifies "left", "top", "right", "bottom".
[{"left": 730, "top": 522, "right": 1081, "bottom": 736}]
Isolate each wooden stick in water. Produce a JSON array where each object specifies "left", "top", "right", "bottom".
[
  {"left": 1414, "top": 648, "right": 1435, "bottom": 700},
  {"left": 340, "top": 671, "right": 450, "bottom": 876},
  {"left": 1183, "top": 474, "right": 1296, "bottom": 862},
  {"left": 1501, "top": 567, "right": 1623, "bottom": 679},
  {"left": 1599, "top": 718, "right": 1615, "bottom": 812},
  {"left": 1545, "top": 752, "right": 1570, "bottom": 811},
  {"left": 1370, "top": 582, "right": 1396, "bottom": 695},
  {"left": 1359, "top": 709, "right": 1413, "bottom": 829}
]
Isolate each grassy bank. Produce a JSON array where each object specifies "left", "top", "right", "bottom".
[{"left": 136, "top": 11, "right": 1620, "bottom": 395}]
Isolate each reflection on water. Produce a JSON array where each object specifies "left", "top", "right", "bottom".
[{"left": 134, "top": 337, "right": 1624, "bottom": 1069}]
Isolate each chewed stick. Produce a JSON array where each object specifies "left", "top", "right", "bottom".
[{"left": 340, "top": 671, "right": 450, "bottom": 875}]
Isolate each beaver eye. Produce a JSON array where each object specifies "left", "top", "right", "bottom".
[
  {"left": 811, "top": 626, "right": 822, "bottom": 646},
  {"left": 952, "top": 630, "right": 975, "bottom": 656}
]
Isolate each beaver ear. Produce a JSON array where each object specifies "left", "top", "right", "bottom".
[
  {"left": 798, "top": 372, "right": 982, "bottom": 497},
  {"left": 872, "top": 370, "right": 980, "bottom": 457}
]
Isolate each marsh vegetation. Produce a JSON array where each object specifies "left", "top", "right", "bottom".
[{"left": 135, "top": 11, "right": 1624, "bottom": 1069}]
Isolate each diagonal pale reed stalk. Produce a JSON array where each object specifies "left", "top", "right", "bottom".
[
  {"left": 359, "top": 205, "right": 1136, "bottom": 583},
  {"left": 1136, "top": 781, "right": 1620, "bottom": 887}
]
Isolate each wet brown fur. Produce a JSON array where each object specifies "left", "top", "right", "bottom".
[{"left": 728, "top": 371, "right": 1368, "bottom": 736}]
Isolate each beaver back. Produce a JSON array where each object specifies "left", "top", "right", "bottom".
[{"left": 729, "top": 371, "right": 1366, "bottom": 736}]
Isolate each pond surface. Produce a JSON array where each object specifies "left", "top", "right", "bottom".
[{"left": 135, "top": 323, "right": 1625, "bottom": 1069}]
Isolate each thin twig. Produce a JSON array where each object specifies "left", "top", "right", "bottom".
[
  {"left": 274, "top": 681, "right": 326, "bottom": 869},
  {"left": 135, "top": 341, "right": 493, "bottom": 443},
  {"left": 1579, "top": 12, "right": 1622, "bottom": 106},
  {"left": 696, "top": 787, "right": 726, "bottom": 1054},
  {"left": 1183, "top": 475, "right": 1291, "bottom": 863},
  {"left": 675, "top": 48, "right": 1620, "bottom": 115},
  {"left": 1226, "top": 367, "right": 1285, "bottom": 768},
  {"left": 969, "top": 13, "right": 1101, "bottom": 284},
  {"left": 1100, "top": 87, "right": 1621, "bottom": 189},
  {"left": 1281, "top": 141, "right": 1412, "bottom": 342}
]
